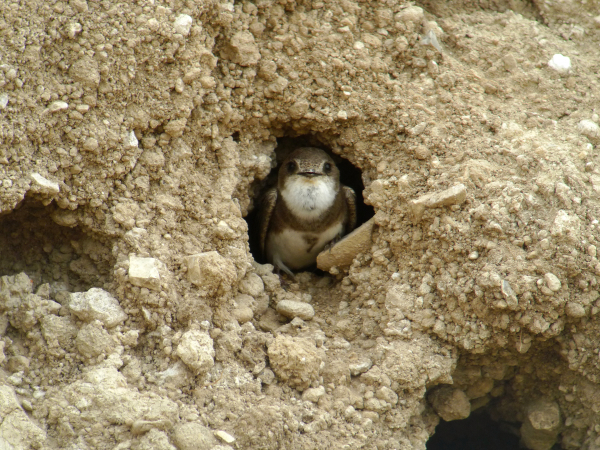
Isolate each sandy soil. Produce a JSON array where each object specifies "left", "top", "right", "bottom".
[{"left": 1, "top": 0, "right": 600, "bottom": 449}]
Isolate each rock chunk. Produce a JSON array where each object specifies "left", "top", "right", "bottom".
[
  {"left": 69, "top": 56, "right": 100, "bottom": 88},
  {"left": 129, "top": 256, "right": 161, "bottom": 290},
  {"left": 0, "top": 385, "right": 47, "bottom": 448},
  {"left": 521, "top": 400, "right": 561, "bottom": 450},
  {"left": 76, "top": 321, "right": 116, "bottom": 358},
  {"left": 29, "top": 173, "right": 59, "bottom": 195},
  {"left": 267, "top": 336, "right": 322, "bottom": 391},
  {"left": 69, "top": 287, "right": 127, "bottom": 327},
  {"left": 173, "top": 14, "right": 193, "bottom": 36},
  {"left": 317, "top": 218, "right": 375, "bottom": 272},
  {"left": 276, "top": 300, "right": 315, "bottom": 321},
  {"left": 410, "top": 184, "right": 467, "bottom": 222},
  {"left": 184, "top": 252, "right": 237, "bottom": 295},
  {"left": 176, "top": 329, "right": 215, "bottom": 375},
  {"left": 223, "top": 31, "right": 261, "bottom": 66},
  {"left": 429, "top": 386, "right": 471, "bottom": 421},
  {"left": 172, "top": 422, "right": 217, "bottom": 450}
]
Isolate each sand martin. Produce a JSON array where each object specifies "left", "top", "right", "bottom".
[{"left": 259, "top": 147, "right": 357, "bottom": 276}]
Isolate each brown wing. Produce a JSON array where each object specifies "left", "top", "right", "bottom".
[
  {"left": 259, "top": 187, "right": 278, "bottom": 257},
  {"left": 343, "top": 186, "right": 357, "bottom": 233}
]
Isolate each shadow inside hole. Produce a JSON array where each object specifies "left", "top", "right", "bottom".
[
  {"left": 245, "top": 136, "right": 374, "bottom": 267},
  {"left": 0, "top": 200, "right": 114, "bottom": 290},
  {"left": 427, "top": 410, "right": 524, "bottom": 450}
]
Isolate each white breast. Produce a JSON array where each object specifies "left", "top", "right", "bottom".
[
  {"left": 280, "top": 176, "right": 337, "bottom": 221},
  {"left": 266, "top": 222, "right": 344, "bottom": 273}
]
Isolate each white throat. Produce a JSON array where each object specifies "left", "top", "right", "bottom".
[{"left": 280, "top": 176, "right": 337, "bottom": 220}]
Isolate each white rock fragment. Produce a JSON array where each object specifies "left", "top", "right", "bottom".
[
  {"left": 29, "top": 173, "right": 59, "bottom": 195},
  {"left": 544, "top": 273, "right": 561, "bottom": 292},
  {"left": 276, "top": 300, "right": 315, "bottom": 321},
  {"left": 551, "top": 210, "right": 580, "bottom": 243},
  {"left": 126, "top": 130, "right": 139, "bottom": 148},
  {"left": 421, "top": 29, "right": 442, "bottom": 52},
  {"left": 501, "top": 280, "right": 518, "bottom": 310},
  {"left": 173, "top": 14, "right": 193, "bottom": 36},
  {"left": 578, "top": 119, "right": 600, "bottom": 140},
  {"left": 184, "top": 251, "right": 237, "bottom": 294},
  {"left": 176, "top": 329, "right": 215, "bottom": 374},
  {"left": 349, "top": 358, "right": 373, "bottom": 376},
  {"left": 548, "top": 54, "right": 571, "bottom": 74},
  {"left": 410, "top": 184, "right": 467, "bottom": 222},
  {"left": 69, "top": 288, "right": 128, "bottom": 328},
  {"left": 215, "top": 430, "right": 235, "bottom": 444},
  {"left": 47, "top": 101, "right": 69, "bottom": 112},
  {"left": 0, "top": 93, "right": 8, "bottom": 109},
  {"left": 128, "top": 256, "right": 161, "bottom": 290}
]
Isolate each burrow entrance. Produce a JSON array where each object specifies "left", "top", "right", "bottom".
[
  {"left": 427, "top": 411, "right": 521, "bottom": 450},
  {"left": 245, "top": 135, "right": 374, "bottom": 269},
  {"left": 426, "top": 346, "right": 566, "bottom": 450},
  {"left": 0, "top": 200, "right": 115, "bottom": 291}
]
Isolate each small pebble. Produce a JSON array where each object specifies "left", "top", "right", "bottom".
[
  {"left": 276, "top": 300, "right": 315, "bottom": 321},
  {"left": 548, "top": 54, "right": 571, "bottom": 74},
  {"left": 174, "top": 14, "right": 193, "bottom": 36},
  {"left": 544, "top": 273, "right": 561, "bottom": 292}
]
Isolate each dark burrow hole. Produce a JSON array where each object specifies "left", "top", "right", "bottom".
[
  {"left": 0, "top": 200, "right": 114, "bottom": 291},
  {"left": 427, "top": 410, "right": 521, "bottom": 450},
  {"left": 245, "top": 135, "right": 374, "bottom": 269}
]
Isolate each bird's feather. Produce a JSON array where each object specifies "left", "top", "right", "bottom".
[{"left": 259, "top": 187, "right": 278, "bottom": 258}]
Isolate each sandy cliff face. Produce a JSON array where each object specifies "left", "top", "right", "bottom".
[{"left": 1, "top": 0, "right": 600, "bottom": 449}]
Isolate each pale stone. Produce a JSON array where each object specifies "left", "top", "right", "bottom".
[
  {"left": 267, "top": 336, "right": 322, "bottom": 391},
  {"left": 302, "top": 386, "right": 325, "bottom": 403},
  {"left": 276, "top": 300, "right": 315, "bottom": 321},
  {"left": 565, "top": 302, "right": 585, "bottom": 318},
  {"left": 128, "top": 256, "right": 161, "bottom": 290},
  {"left": 429, "top": 386, "right": 471, "bottom": 421},
  {"left": 214, "top": 430, "right": 235, "bottom": 444},
  {"left": 176, "top": 329, "right": 215, "bottom": 374},
  {"left": 544, "top": 273, "right": 561, "bottom": 292},
  {"left": 29, "top": 173, "right": 59, "bottom": 195},
  {"left": 172, "top": 422, "right": 217, "bottom": 450},
  {"left": 173, "top": 14, "right": 193, "bottom": 36},
  {"left": 184, "top": 252, "right": 237, "bottom": 295},
  {"left": 69, "top": 287, "right": 127, "bottom": 327},
  {"left": 410, "top": 184, "right": 467, "bottom": 222},
  {"left": 317, "top": 218, "right": 375, "bottom": 272},
  {"left": 223, "top": 31, "right": 261, "bottom": 66}
]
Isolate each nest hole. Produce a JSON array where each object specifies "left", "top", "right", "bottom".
[
  {"left": 245, "top": 135, "right": 374, "bottom": 269},
  {"left": 0, "top": 200, "right": 115, "bottom": 291},
  {"left": 427, "top": 410, "right": 521, "bottom": 450}
]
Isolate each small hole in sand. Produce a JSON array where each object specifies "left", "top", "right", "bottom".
[
  {"left": 427, "top": 411, "right": 522, "bottom": 450},
  {"left": 245, "top": 135, "right": 374, "bottom": 272}
]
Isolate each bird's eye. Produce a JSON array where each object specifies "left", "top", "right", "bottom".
[
  {"left": 323, "top": 162, "right": 332, "bottom": 173},
  {"left": 286, "top": 161, "right": 296, "bottom": 173}
]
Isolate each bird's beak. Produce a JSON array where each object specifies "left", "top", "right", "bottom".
[{"left": 299, "top": 171, "right": 322, "bottom": 178}]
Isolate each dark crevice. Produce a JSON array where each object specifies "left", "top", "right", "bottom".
[
  {"left": 0, "top": 200, "right": 115, "bottom": 291},
  {"left": 427, "top": 410, "right": 521, "bottom": 450}
]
